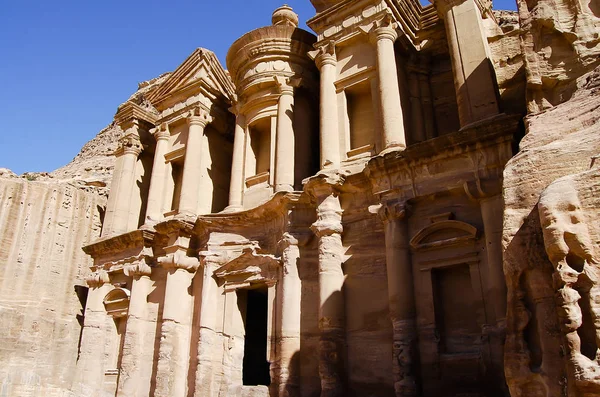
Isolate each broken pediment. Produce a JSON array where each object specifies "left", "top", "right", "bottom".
[
  {"left": 214, "top": 247, "right": 280, "bottom": 291},
  {"left": 410, "top": 220, "right": 478, "bottom": 251},
  {"left": 147, "top": 48, "right": 236, "bottom": 108}
]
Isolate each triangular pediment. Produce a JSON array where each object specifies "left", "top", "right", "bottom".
[
  {"left": 147, "top": 48, "right": 235, "bottom": 108},
  {"left": 213, "top": 248, "right": 280, "bottom": 290}
]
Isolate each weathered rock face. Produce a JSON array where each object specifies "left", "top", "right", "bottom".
[
  {"left": 489, "top": 10, "right": 527, "bottom": 115},
  {"left": 517, "top": 0, "right": 600, "bottom": 112},
  {"left": 0, "top": 176, "right": 105, "bottom": 396},
  {"left": 503, "top": 66, "right": 600, "bottom": 397},
  {"left": 0, "top": 74, "right": 169, "bottom": 395}
]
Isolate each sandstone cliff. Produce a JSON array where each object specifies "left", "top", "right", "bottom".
[
  {"left": 0, "top": 74, "right": 169, "bottom": 395},
  {"left": 0, "top": 176, "right": 106, "bottom": 395},
  {"left": 503, "top": 64, "right": 600, "bottom": 397}
]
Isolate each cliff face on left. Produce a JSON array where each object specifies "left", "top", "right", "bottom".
[
  {"left": 0, "top": 75, "right": 167, "bottom": 395},
  {"left": 0, "top": 174, "right": 107, "bottom": 396}
]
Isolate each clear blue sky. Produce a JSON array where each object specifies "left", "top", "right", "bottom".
[{"left": 0, "top": 0, "right": 517, "bottom": 175}]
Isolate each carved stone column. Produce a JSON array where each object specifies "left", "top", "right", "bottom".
[
  {"left": 310, "top": 42, "right": 340, "bottom": 169},
  {"left": 117, "top": 259, "right": 154, "bottom": 397},
  {"left": 372, "top": 17, "right": 406, "bottom": 153},
  {"left": 378, "top": 201, "right": 418, "bottom": 397},
  {"left": 193, "top": 253, "right": 222, "bottom": 397},
  {"left": 227, "top": 105, "right": 246, "bottom": 211},
  {"left": 103, "top": 133, "right": 143, "bottom": 237},
  {"left": 75, "top": 271, "right": 112, "bottom": 391},
  {"left": 274, "top": 77, "right": 297, "bottom": 193},
  {"left": 436, "top": 0, "right": 499, "bottom": 127},
  {"left": 154, "top": 235, "right": 199, "bottom": 397},
  {"left": 311, "top": 190, "right": 345, "bottom": 397},
  {"left": 274, "top": 232, "right": 303, "bottom": 397},
  {"left": 144, "top": 125, "right": 170, "bottom": 224},
  {"left": 179, "top": 108, "right": 212, "bottom": 216}
]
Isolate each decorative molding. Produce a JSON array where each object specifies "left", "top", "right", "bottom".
[
  {"left": 103, "top": 287, "right": 131, "bottom": 318},
  {"left": 213, "top": 247, "right": 280, "bottom": 292},
  {"left": 410, "top": 220, "right": 478, "bottom": 251},
  {"left": 115, "top": 133, "right": 143, "bottom": 157},
  {"left": 86, "top": 270, "right": 110, "bottom": 288},
  {"left": 378, "top": 200, "right": 408, "bottom": 223}
]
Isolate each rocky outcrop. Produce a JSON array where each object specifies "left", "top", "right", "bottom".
[
  {"left": 503, "top": 66, "right": 600, "bottom": 397},
  {"left": 0, "top": 73, "right": 169, "bottom": 396},
  {"left": 517, "top": 0, "right": 600, "bottom": 112},
  {"left": 489, "top": 10, "right": 527, "bottom": 115},
  {"left": 0, "top": 176, "right": 105, "bottom": 396}
]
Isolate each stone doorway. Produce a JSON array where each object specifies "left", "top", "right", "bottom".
[{"left": 239, "top": 287, "right": 271, "bottom": 387}]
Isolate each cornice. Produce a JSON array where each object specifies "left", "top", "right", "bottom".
[
  {"left": 195, "top": 191, "right": 310, "bottom": 234},
  {"left": 114, "top": 101, "right": 158, "bottom": 131},
  {"left": 83, "top": 229, "right": 155, "bottom": 258},
  {"left": 365, "top": 113, "right": 520, "bottom": 197}
]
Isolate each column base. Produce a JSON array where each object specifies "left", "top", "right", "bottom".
[
  {"left": 222, "top": 205, "right": 243, "bottom": 213},
  {"left": 275, "top": 184, "right": 294, "bottom": 193},
  {"left": 380, "top": 144, "right": 407, "bottom": 156}
]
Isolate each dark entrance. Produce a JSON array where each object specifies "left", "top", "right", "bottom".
[{"left": 241, "top": 287, "right": 271, "bottom": 386}]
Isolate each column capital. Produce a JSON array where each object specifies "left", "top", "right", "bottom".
[
  {"left": 309, "top": 41, "right": 337, "bottom": 70},
  {"left": 151, "top": 123, "right": 170, "bottom": 142},
  {"left": 117, "top": 133, "right": 143, "bottom": 157},
  {"left": 378, "top": 201, "right": 408, "bottom": 224},
  {"left": 370, "top": 13, "right": 399, "bottom": 43},
  {"left": 274, "top": 76, "right": 300, "bottom": 96},
  {"left": 86, "top": 270, "right": 110, "bottom": 288},
  {"left": 372, "top": 26, "right": 398, "bottom": 43},
  {"left": 229, "top": 99, "right": 245, "bottom": 117},
  {"left": 278, "top": 231, "right": 312, "bottom": 250},
  {"left": 187, "top": 108, "right": 212, "bottom": 128},
  {"left": 463, "top": 178, "right": 502, "bottom": 201},
  {"left": 124, "top": 258, "right": 153, "bottom": 278},
  {"left": 157, "top": 245, "right": 200, "bottom": 272}
]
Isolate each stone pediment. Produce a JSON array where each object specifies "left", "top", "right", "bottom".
[
  {"left": 410, "top": 220, "right": 478, "bottom": 251},
  {"left": 214, "top": 247, "right": 280, "bottom": 291},
  {"left": 147, "top": 48, "right": 235, "bottom": 108}
]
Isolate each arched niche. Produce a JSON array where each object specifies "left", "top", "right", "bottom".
[
  {"left": 410, "top": 220, "right": 478, "bottom": 252},
  {"left": 103, "top": 287, "right": 131, "bottom": 319}
]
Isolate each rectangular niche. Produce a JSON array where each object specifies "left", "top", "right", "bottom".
[
  {"left": 247, "top": 118, "right": 272, "bottom": 180},
  {"left": 170, "top": 160, "right": 184, "bottom": 212},
  {"left": 345, "top": 80, "right": 375, "bottom": 157},
  {"left": 431, "top": 264, "right": 481, "bottom": 354}
]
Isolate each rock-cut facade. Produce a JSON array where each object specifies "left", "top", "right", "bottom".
[{"left": 72, "top": 0, "right": 600, "bottom": 396}]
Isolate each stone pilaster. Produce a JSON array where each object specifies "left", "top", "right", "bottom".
[
  {"left": 103, "top": 133, "right": 143, "bottom": 237},
  {"left": 310, "top": 189, "right": 345, "bottom": 397},
  {"left": 371, "top": 16, "right": 407, "bottom": 153},
  {"left": 144, "top": 125, "right": 171, "bottom": 224},
  {"left": 273, "top": 232, "right": 303, "bottom": 397},
  {"left": 274, "top": 77, "right": 298, "bottom": 193},
  {"left": 75, "top": 271, "right": 112, "bottom": 392},
  {"left": 227, "top": 104, "right": 246, "bottom": 211},
  {"left": 378, "top": 201, "right": 418, "bottom": 397},
  {"left": 154, "top": 235, "right": 199, "bottom": 397},
  {"left": 464, "top": 179, "right": 506, "bottom": 383},
  {"left": 179, "top": 108, "right": 212, "bottom": 216},
  {"left": 436, "top": 0, "right": 499, "bottom": 127},
  {"left": 193, "top": 253, "right": 222, "bottom": 397},
  {"left": 310, "top": 42, "right": 340, "bottom": 169},
  {"left": 117, "top": 258, "right": 154, "bottom": 397}
]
